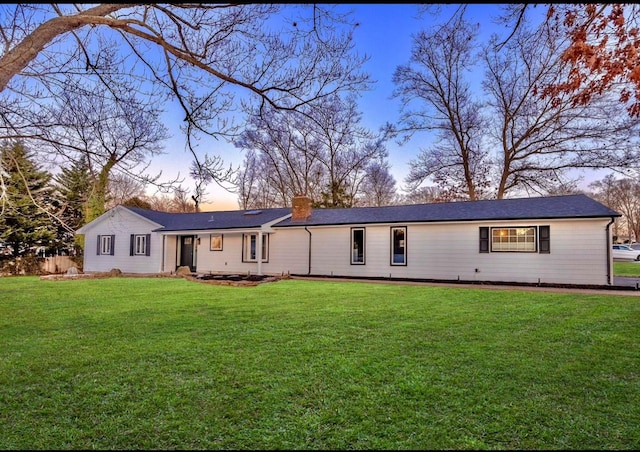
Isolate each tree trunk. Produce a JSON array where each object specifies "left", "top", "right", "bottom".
[{"left": 85, "top": 160, "right": 116, "bottom": 223}]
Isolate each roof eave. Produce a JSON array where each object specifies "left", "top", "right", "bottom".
[{"left": 273, "top": 213, "right": 622, "bottom": 228}]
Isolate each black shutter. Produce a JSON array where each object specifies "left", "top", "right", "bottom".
[
  {"left": 145, "top": 234, "right": 151, "bottom": 256},
  {"left": 539, "top": 226, "right": 550, "bottom": 254},
  {"left": 97, "top": 235, "right": 101, "bottom": 255},
  {"left": 130, "top": 234, "right": 135, "bottom": 256},
  {"left": 479, "top": 227, "right": 489, "bottom": 253},
  {"left": 110, "top": 235, "right": 115, "bottom": 255}
]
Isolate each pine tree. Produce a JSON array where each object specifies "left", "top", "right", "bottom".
[
  {"left": 53, "top": 156, "right": 92, "bottom": 254},
  {"left": 0, "top": 141, "right": 57, "bottom": 263},
  {"left": 313, "top": 181, "right": 354, "bottom": 208}
]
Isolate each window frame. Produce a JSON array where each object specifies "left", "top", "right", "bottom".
[
  {"left": 134, "top": 234, "right": 147, "bottom": 255},
  {"left": 490, "top": 226, "right": 537, "bottom": 253},
  {"left": 479, "top": 227, "right": 490, "bottom": 253},
  {"left": 97, "top": 234, "right": 114, "bottom": 256},
  {"left": 390, "top": 226, "right": 407, "bottom": 266},
  {"left": 538, "top": 225, "right": 550, "bottom": 254},
  {"left": 101, "top": 235, "right": 112, "bottom": 255},
  {"left": 242, "top": 233, "right": 269, "bottom": 263},
  {"left": 129, "top": 233, "right": 151, "bottom": 256},
  {"left": 350, "top": 227, "right": 366, "bottom": 265},
  {"left": 210, "top": 233, "right": 223, "bottom": 251}
]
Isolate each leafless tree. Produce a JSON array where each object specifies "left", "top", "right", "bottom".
[
  {"left": 393, "top": 6, "right": 640, "bottom": 201},
  {"left": 398, "top": 185, "right": 454, "bottom": 205},
  {"left": 590, "top": 174, "right": 640, "bottom": 243},
  {"left": 235, "top": 151, "right": 284, "bottom": 210},
  {"left": 145, "top": 185, "right": 195, "bottom": 213},
  {"left": 43, "top": 71, "right": 169, "bottom": 221},
  {"left": 392, "top": 12, "right": 491, "bottom": 201},
  {"left": 357, "top": 161, "right": 398, "bottom": 206},
  {"left": 482, "top": 11, "right": 639, "bottom": 199},
  {"left": 105, "top": 173, "right": 146, "bottom": 210},
  {"left": 310, "top": 95, "right": 389, "bottom": 207},
  {"left": 168, "top": 186, "right": 197, "bottom": 213},
  {"left": 234, "top": 107, "right": 325, "bottom": 207},
  {"left": 0, "top": 4, "right": 370, "bottom": 214},
  {"left": 234, "top": 94, "right": 389, "bottom": 207}
]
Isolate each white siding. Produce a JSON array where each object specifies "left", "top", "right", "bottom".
[
  {"left": 79, "top": 208, "right": 163, "bottom": 274},
  {"left": 280, "top": 218, "right": 612, "bottom": 286},
  {"left": 162, "top": 235, "right": 178, "bottom": 273},
  {"left": 79, "top": 206, "right": 613, "bottom": 286},
  {"left": 195, "top": 233, "right": 247, "bottom": 274},
  {"left": 194, "top": 229, "right": 310, "bottom": 276},
  {"left": 267, "top": 229, "right": 310, "bottom": 275}
]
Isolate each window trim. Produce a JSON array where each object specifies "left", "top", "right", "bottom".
[
  {"left": 129, "top": 234, "right": 151, "bottom": 256},
  {"left": 350, "top": 227, "right": 366, "bottom": 265},
  {"left": 135, "top": 234, "right": 146, "bottom": 255},
  {"left": 538, "top": 225, "right": 550, "bottom": 254},
  {"left": 390, "top": 226, "right": 407, "bottom": 266},
  {"left": 210, "top": 233, "right": 223, "bottom": 251},
  {"left": 242, "top": 233, "right": 269, "bottom": 263},
  {"left": 97, "top": 234, "right": 115, "bottom": 256},
  {"left": 479, "top": 227, "right": 489, "bottom": 253},
  {"left": 490, "top": 226, "right": 538, "bottom": 253}
]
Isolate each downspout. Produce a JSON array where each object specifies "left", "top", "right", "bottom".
[
  {"left": 257, "top": 231, "right": 263, "bottom": 276},
  {"left": 606, "top": 216, "right": 615, "bottom": 285},
  {"left": 305, "top": 226, "right": 312, "bottom": 275},
  {"left": 161, "top": 235, "right": 166, "bottom": 273}
]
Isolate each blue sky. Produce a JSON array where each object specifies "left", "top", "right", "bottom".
[{"left": 147, "top": 4, "right": 540, "bottom": 210}]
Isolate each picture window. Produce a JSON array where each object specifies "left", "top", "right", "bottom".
[{"left": 491, "top": 227, "right": 536, "bottom": 252}]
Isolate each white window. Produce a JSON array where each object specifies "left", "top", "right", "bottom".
[
  {"left": 129, "top": 234, "right": 150, "bottom": 256},
  {"left": 491, "top": 227, "right": 536, "bottom": 252},
  {"left": 134, "top": 235, "right": 147, "bottom": 255},
  {"left": 98, "top": 235, "right": 113, "bottom": 255},
  {"left": 242, "top": 233, "right": 268, "bottom": 262},
  {"left": 351, "top": 228, "right": 365, "bottom": 264}
]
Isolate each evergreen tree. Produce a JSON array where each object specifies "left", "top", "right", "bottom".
[
  {"left": 313, "top": 181, "right": 354, "bottom": 208},
  {"left": 0, "top": 141, "right": 57, "bottom": 262},
  {"left": 53, "top": 156, "right": 92, "bottom": 254}
]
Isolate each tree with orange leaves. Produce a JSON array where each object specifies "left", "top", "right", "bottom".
[{"left": 540, "top": 4, "right": 640, "bottom": 117}]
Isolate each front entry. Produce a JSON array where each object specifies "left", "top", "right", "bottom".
[{"left": 179, "top": 235, "right": 196, "bottom": 272}]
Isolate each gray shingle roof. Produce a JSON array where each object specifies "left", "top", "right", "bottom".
[
  {"left": 124, "top": 194, "right": 619, "bottom": 232},
  {"left": 126, "top": 207, "right": 291, "bottom": 232},
  {"left": 273, "top": 194, "right": 620, "bottom": 227}
]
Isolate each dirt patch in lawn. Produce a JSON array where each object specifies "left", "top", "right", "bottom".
[
  {"left": 40, "top": 270, "right": 285, "bottom": 287},
  {"left": 185, "top": 273, "right": 286, "bottom": 287}
]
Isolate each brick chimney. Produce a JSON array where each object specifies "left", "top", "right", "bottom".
[{"left": 291, "top": 195, "right": 312, "bottom": 222}]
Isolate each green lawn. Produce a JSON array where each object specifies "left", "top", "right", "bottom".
[
  {"left": 1, "top": 276, "right": 639, "bottom": 450},
  {"left": 614, "top": 261, "right": 640, "bottom": 277}
]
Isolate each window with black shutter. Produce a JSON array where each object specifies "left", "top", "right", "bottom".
[
  {"left": 97, "top": 235, "right": 114, "bottom": 255},
  {"left": 539, "top": 225, "right": 550, "bottom": 254},
  {"left": 130, "top": 234, "right": 151, "bottom": 256},
  {"left": 479, "top": 227, "right": 489, "bottom": 253}
]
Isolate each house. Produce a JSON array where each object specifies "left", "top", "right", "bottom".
[
  {"left": 76, "top": 194, "right": 621, "bottom": 287},
  {"left": 76, "top": 206, "right": 291, "bottom": 275}
]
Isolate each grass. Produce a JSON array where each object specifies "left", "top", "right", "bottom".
[
  {"left": 1, "top": 276, "right": 639, "bottom": 450},
  {"left": 614, "top": 261, "right": 640, "bottom": 277}
]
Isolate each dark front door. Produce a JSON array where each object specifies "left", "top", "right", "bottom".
[{"left": 179, "top": 236, "right": 195, "bottom": 272}]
